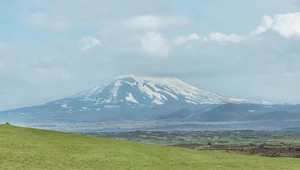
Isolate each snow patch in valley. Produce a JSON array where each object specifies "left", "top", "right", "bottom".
[
  {"left": 125, "top": 93, "right": 139, "bottom": 104},
  {"left": 185, "top": 100, "right": 197, "bottom": 105},
  {"left": 61, "top": 104, "right": 70, "bottom": 109},
  {"left": 123, "top": 81, "right": 137, "bottom": 87},
  {"left": 111, "top": 80, "right": 122, "bottom": 97},
  {"left": 230, "top": 98, "right": 272, "bottom": 105},
  {"left": 152, "top": 98, "right": 164, "bottom": 105},
  {"left": 79, "top": 107, "right": 89, "bottom": 111},
  {"left": 163, "top": 91, "right": 179, "bottom": 100},
  {"left": 104, "top": 105, "right": 121, "bottom": 109},
  {"left": 138, "top": 83, "right": 165, "bottom": 104}
]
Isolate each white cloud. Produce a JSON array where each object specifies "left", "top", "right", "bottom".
[
  {"left": 208, "top": 32, "right": 246, "bottom": 43},
  {"left": 140, "top": 32, "right": 170, "bottom": 56},
  {"left": 123, "top": 15, "right": 191, "bottom": 30},
  {"left": 207, "top": 12, "right": 300, "bottom": 43},
  {"left": 206, "top": 15, "right": 273, "bottom": 43},
  {"left": 172, "top": 33, "right": 200, "bottom": 45},
  {"left": 272, "top": 12, "right": 300, "bottom": 38},
  {"left": 250, "top": 16, "right": 274, "bottom": 36},
  {"left": 79, "top": 37, "right": 102, "bottom": 51},
  {"left": 25, "top": 12, "right": 70, "bottom": 31}
]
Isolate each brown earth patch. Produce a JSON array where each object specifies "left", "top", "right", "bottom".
[{"left": 171, "top": 143, "right": 300, "bottom": 158}]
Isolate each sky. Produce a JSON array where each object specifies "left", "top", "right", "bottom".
[{"left": 1, "top": 0, "right": 300, "bottom": 110}]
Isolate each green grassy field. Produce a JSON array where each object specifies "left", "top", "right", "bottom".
[{"left": 1, "top": 124, "right": 300, "bottom": 170}]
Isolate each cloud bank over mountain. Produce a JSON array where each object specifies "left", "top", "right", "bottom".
[{"left": 0, "top": 0, "right": 300, "bottom": 110}]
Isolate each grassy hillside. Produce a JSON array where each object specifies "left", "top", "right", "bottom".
[{"left": 0, "top": 125, "right": 300, "bottom": 170}]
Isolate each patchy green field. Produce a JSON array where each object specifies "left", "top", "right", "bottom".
[
  {"left": 83, "top": 130, "right": 300, "bottom": 146},
  {"left": 1, "top": 124, "right": 300, "bottom": 170},
  {"left": 85, "top": 130, "right": 300, "bottom": 158}
]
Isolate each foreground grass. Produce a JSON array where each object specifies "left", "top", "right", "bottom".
[{"left": 0, "top": 125, "right": 300, "bottom": 170}]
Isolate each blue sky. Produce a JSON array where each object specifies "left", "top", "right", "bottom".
[{"left": 1, "top": 0, "right": 300, "bottom": 110}]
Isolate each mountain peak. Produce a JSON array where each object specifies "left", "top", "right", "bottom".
[
  {"left": 115, "top": 74, "right": 183, "bottom": 83},
  {"left": 47, "top": 75, "right": 273, "bottom": 113}
]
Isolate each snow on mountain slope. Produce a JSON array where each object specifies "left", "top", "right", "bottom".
[
  {"left": 229, "top": 98, "right": 272, "bottom": 105},
  {"left": 47, "top": 75, "right": 272, "bottom": 112},
  {"left": 111, "top": 75, "right": 231, "bottom": 105}
]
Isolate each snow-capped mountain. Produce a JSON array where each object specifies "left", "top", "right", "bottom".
[
  {"left": 47, "top": 75, "right": 271, "bottom": 112},
  {"left": 1, "top": 75, "right": 280, "bottom": 123}
]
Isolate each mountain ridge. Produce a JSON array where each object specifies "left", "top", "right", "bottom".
[
  {"left": 0, "top": 75, "right": 285, "bottom": 123},
  {"left": 48, "top": 75, "right": 273, "bottom": 110}
]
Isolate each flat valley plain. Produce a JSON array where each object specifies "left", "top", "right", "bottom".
[{"left": 81, "top": 130, "right": 300, "bottom": 158}]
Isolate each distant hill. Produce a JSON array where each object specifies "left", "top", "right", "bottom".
[
  {"left": 191, "top": 103, "right": 250, "bottom": 122},
  {"left": 158, "top": 108, "right": 194, "bottom": 120},
  {"left": 159, "top": 103, "right": 300, "bottom": 123},
  {"left": 281, "top": 127, "right": 300, "bottom": 132},
  {"left": 250, "top": 111, "right": 300, "bottom": 121},
  {"left": 158, "top": 104, "right": 219, "bottom": 120},
  {"left": 160, "top": 103, "right": 260, "bottom": 122}
]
